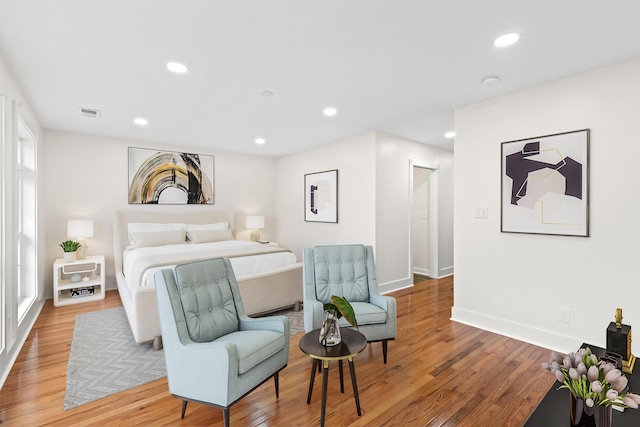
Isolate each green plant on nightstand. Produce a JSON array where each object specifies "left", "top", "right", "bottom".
[
  {"left": 59, "top": 240, "right": 81, "bottom": 252},
  {"left": 59, "top": 240, "right": 82, "bottom": 262}
]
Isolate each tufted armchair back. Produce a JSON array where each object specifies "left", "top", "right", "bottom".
[
  {"left": 310, "top": 245, "right": 370, "bottom": 303},
  {"left": 303, "top": 244, "right": 397, "bottom": 363},
  {"left": 175, "top": 258, "right": 240, "bottom": 342}
]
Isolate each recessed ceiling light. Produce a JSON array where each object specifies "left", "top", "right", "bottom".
[
  {"left": 494, "top": 33, "right": 520, "bottom": 47},
  {"left": 482, "top": 76, "right": 501, "bottom": 85},
  {"left": 134, "top": 117, "right": 149, "bottom": 126},
  {"left": 166, "top": 62, "right": 188, "bottom": 73},
  {"left": 444, "top": 131, "right": 455, "bottom": 139},
  {"left": 323, "top": 107, "right": 337, "bottom": 117},
  {"left": 255, "top": 138, "right": 266, "bottom": 145},
  {"left": 261, "top": 90, "right": 274, "bottom": 96}
]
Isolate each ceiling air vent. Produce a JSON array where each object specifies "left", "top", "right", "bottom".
[{"left": 80, "top": 107, "right": 101, "bottom": 118}]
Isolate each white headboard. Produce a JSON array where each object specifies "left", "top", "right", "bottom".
[{"left": 113, "top": 210, "right": 235, "bottom": 274}]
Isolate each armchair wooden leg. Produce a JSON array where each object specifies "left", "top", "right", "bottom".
[
  {"left": 382, "top": 340, "right": 388, "bottom": 364},
  {"left": 223, "top": 408, "right": 230, "bottom": 427},
  {"left": 181, "top": 400, "right": 188, "bottom": 419},
  {"left": 274, "top": 371, "right": 280, "bottom": 398}
]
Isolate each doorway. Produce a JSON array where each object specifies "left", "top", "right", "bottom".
[{"left": 409, "top": 160, "right": 438, "bottom": 280}]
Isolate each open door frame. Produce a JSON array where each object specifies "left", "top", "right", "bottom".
[{"left": 409, "top": 159, "right": 439, "bottom": 279}]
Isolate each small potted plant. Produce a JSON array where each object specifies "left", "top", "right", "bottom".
[
  {"left": 60, "top": 240, "right": 81, "bottom": 262},
  {"left": 319, "top": 295, "right": 358, "bottom": 346}
]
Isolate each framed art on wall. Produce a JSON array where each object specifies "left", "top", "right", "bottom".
[
  {"left": 128, "top": 147, "right": 215, "bottom": 204},
  {"left": 501, "top": 129, "right": 589, "bottom": 237},
  {"left": 304, "top": 169, "right": 338, "bottom": 223}
]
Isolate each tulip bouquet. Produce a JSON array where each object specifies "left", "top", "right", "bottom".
[{"left": 542, "top": 347, "right": 640, "bottom": 409}]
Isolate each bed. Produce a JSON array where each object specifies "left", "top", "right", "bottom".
[{"left": 113, "top": 210, "right": 303, "bottom": 345}]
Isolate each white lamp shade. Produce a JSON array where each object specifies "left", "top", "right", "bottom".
[
  {"left": 67, "top": 220, "right": 94, "bottom": 239},
  {"left": 245, "top": 216, "right": 264, "bottom": 230}
]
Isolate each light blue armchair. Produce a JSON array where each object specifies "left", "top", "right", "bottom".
[
  {"left": 155, "top": 258, "right": 289, "bottom": 427},
  {"left": 303, "top": 244, "right": 397, "bottom": 363}
]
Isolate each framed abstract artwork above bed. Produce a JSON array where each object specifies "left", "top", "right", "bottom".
[
  {"left": 128, "top": 147, "right": 215, "bottom": 204},
  {"left": 501, "top": 129, "right": 589, "bottom": 237}
]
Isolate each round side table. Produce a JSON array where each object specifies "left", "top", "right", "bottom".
[{"left": 299, "top": 328, "right": 367, "bottom": 427}]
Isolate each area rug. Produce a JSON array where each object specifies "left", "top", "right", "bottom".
[
  {"left": 63, "top": 307, "right": 167, "bottom": 410},
  {"left": 64, "top": 306, "right": 304, "bottom": 410},
  {"left": 268, "top": 308, "right": 305, "bottom": 335}
]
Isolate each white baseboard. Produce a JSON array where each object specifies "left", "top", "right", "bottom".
[
  {"left": 450, "top": 306, "right": 583, "bottom": 354},
  {"left": 438, "top": 265, "right": 454, "bottom": 278},
  {"left": 379, "top": 276, "right": 414, "bottom": 294},
  {"left": 412, "top": 267, "right": 430, "bottom": 277}
]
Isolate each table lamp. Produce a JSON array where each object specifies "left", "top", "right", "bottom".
[
  {"left": 606, "top": 308, "right": 636, "bottom": 373},
  {"left": 67, "top": 219, "right": 94, "bottom": 260},
  {"left": 245, "top": 215, "right": 264, "bottom": 242}
]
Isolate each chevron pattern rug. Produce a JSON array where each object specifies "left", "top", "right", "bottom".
[
  {"left": 63, "top": 307, "right": 166, "bottom": 410},
  {"left": 64, "top": 306, "right": 304, "bottom": 410}
]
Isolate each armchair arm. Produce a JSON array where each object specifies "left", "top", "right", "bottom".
[
  {"left": 303, "top": 299, "right": 324, "bottom": 332},
  {"left": 369, "top": 294, "right": 396, "bottom": 312},
  {"left": 239, "top": 315, "right": 289, "bottom": 335},
  {"left": 165, "top": 340, "right": 239, "bottom": 405}
]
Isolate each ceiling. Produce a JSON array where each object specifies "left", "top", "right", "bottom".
[{"left": 1, "top": 1, "right": 640, "bottom": 157}]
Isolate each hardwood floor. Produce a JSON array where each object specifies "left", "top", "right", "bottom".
[{"left": 0, "top": 276, "right": 555, "bottom": 426}]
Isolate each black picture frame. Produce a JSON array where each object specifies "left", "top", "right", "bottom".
[
  {"left": 304, "top": 169, "right": 338, "bottom": 223},
  {"left": 501, "top": 129, "right": 589, "bottom": 236}
]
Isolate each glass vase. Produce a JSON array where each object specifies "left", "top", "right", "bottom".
[
  {"left": 318, "top": 310, "right": 341, "bottom": 346},
  {"left": 570, "top": 394, "right": 613, "bottom": 427}
]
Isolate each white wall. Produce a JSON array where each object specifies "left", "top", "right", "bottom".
[
  {"left": 276, "top": 131, "right": 454, "bottom": 292},
  {"left": 275, "top": 133, "right": 377, "bottom": 257},
  {"left": 452, "top": 58, "right": 640, "bottom": 353},
  {"left": 42, "top": 130, "right": 278, "bottom": 295}
]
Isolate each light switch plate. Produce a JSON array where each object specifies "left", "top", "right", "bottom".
[{"left": 474, "top": 207, "right": 488, "bottom": 219}]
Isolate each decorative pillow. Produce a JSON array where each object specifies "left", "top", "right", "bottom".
[
  {"left": 128, "top": 222, "right": 186, "bottom": 234},
  {"left": 185, "top": 222, "right": 229, "bottom": 231},
  {"left": 187, "top": 229, "right": 234, "bottom": 244},
  {"left": 129, "top": 230, "right": 187, "bottom": 249}
]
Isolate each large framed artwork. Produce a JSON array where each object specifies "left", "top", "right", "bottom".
[
  {"left": 304, "top": 169, "right": 338, "bottom": 223},
  {"left": 128, "top": 147, "right": 215, "bottom": 204},
  {"left": 501, "top": 129, "right": 589, "bottom": 237}
]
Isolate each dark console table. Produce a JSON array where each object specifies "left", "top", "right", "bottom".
[{"left": 524, "top": 344, "right": 639, "bottom": 426}]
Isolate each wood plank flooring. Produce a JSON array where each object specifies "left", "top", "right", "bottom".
[{"left": 0, "top": 276, "right": 555, "bottom": 426}]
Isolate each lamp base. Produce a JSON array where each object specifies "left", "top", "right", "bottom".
[
  {"left": 623, "top": 354, "right": 636, "bottom": 374},
  {"left": 76, "top": 239, "right": 87, "bottom": 260},
  {"left": 250, "top": 230, "right": 260, "bottom": 242}
]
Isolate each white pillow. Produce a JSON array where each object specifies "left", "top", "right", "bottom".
[
  {"left": 129, "top": 230, "right": 187, "bottom": 249},
  {"left": 187, "top": 229, "right": 234, "bottom": 244},
  {"left": 128, "top": 222, "right": 186, "bottom": 234},
  {"left": 185, "top": 222, "right": 229, "bottom": 231}
]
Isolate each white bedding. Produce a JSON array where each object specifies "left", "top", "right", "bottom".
[{"left": 123, "top": 240, "right": 297, "bottom": 290}]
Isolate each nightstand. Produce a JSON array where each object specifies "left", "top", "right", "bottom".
[{"left": 53, "top": 255, "right": 105, "bottom": 306}]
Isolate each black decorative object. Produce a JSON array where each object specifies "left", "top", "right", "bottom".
[{"left": 606, "top": 308, "right": 636, "bottom": 374}]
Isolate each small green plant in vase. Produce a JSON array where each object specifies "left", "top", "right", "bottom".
[
  {"left": 319, "top": 295, "right": 358, "bottom": 346},
  {"left": 60, "top": 240, "right": 82, "bottom": 252},
  {"left": 60, "top": 240, "right": 81, "bottom": 262}
]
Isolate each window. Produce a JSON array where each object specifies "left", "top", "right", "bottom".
[
  {"left": 16, "top": 116, "right": 37, "bottom": 322},
  {"left": 0, "top": 93, "right": 5, "bottom": 355}
]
